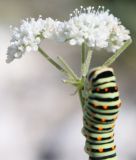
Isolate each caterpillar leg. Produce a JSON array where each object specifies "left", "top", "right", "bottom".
[{"left": 82, "top": 67, "right": 121, "bottom": 160}]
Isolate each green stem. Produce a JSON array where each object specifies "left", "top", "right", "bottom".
[
  {"left": 103, "top": 39, "right": 132, "bottom": 67},
  {"left": 82, "top": 49, "right": 93, "bottom": 77},
  {"left": 78, "top": 89, "right": 84, "bottom": 110},
  {"left": 82, "top": 42, "right": 86, "bottom": 64},
  {"left": 38, "top": 47, "right": 66, "bottom": 73},
  {"left": 63, "top": 79, "right": 81, "bottom": 86},
  {"left": 57, "top": 56, "right": 79, "bottom": 80},
  {"left": 38, "top": 47, "right": 81, "bottom": 87}
]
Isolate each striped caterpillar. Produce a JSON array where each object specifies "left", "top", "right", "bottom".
[{"left": 82, "top": 67, "right": 122, "bottom": 160}]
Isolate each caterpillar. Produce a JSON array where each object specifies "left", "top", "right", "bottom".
[{"left": 82, "top": 67, "right": 122, "bottom": 160}]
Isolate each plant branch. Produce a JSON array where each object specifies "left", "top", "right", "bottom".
[
  {"left": 38, "top": 47, "right": 67, "bottom": 73},
  {"left": 82, "top": 42, "right": 86, "bottom": 64},
  {"left": 102, "top": 39, "right": 132, "bottom": 67},
  {"left": 57, "top": 56, "right": 79, "bottom": 80},
  {"left": 78, "top": 88, "right": 85, "bottom": 111},
  {"left": 82, "top": 49, "right": 93, "bottom": 77}
]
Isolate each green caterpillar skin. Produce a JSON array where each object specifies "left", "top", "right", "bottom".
[{"left": 82, "top": 67, "right": 121, "bottom": 160}]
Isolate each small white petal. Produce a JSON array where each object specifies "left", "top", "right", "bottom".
[
  {"left": 26, "top": 46, "right": 32, "bottom": 52},
  {"left": 69, "top": 39, "right": 77, "bottom": 45}
]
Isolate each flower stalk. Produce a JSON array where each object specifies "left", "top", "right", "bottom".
[
  {"left": 38, "top": 47, "right": 66, "bottom": 73},
  {"left": 81, "top": 42, "right": 86, "bottom": 64},
  {"left": 82, "top": 49, "right": 93, "bottom": 78},
  {"left": 39, "top": 46, "right": 81, "bottom": 87},
  {"left": 103, "top": 39, "right": 132, "bottom": 66},
  {"left": 78, "top": 89, "right": 85, "bottom": 109},
  {"left": 57, "top": 56, "right": 79, "bottom": 80}
]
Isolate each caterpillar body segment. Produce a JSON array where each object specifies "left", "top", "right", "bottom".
[{"left": 82, "top": 67, "right": 121, "bottom": 160}]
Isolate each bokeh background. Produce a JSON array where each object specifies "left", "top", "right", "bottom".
[{"left": 0, "top": 0, "right": 136, "bottom": 160}]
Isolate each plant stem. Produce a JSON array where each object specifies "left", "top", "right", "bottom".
[
  {"left": 57, "top": 56, "right": 79, "bottom": 80},
  {"left": 82, "top": 42, "right": 86, "bottom": 64},
  {"left": 82, "top": 49, "right": 93, "bottom": 77},
  {"left": 38, "top": 47, "right": 82, "bottom": 87},
  {"left": 102, "top": 39, "right": 132, "bottom": 67},
  {"left": 78, "top": 89, "right": 84, "bottom": 110},
  {"left": 38, "top": 47, "right": 66, "bottom": 73}
]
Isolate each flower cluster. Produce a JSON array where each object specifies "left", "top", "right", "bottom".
[
  {"left": 65, "top": 6, "right": 130, "bottom": 51},
  {"left": 6, "top": 6, "right": 131, "bottom": 62},
  {"left": 6, "top": 16, "right": 65, "bottom": 62}
]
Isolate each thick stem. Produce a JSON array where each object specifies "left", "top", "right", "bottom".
[
  {"left": 103, "top": 39, "right": 132, "bottom": 67},
  {"left": 78, "top": 89, "right": 84, "bottom": 110},
  {"left": 82, "top": 49, "right": 93, "bottom": 77},
  {"left": 82, "top": 42, "right": 86, "bottom": 64}
]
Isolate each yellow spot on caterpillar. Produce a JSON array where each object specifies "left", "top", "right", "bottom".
[
  {"left": 111, "top": 134, "right": 114, "bottom": 138},
  {"left": 115, "top": 86, "right": 118, "bottom": 91},
  {"left": 104, "top": 88, "right": 109, "bottom": 92},
  {"left": 98, "top": 148, "right": 104, "bottom": 152},
  {"left": 112, "top": 125, "right": 115, "bottom": 128},
  {"left": 103, "top": 105, "right": 108, "bottom": 110},
  {"left": 117, "top": 102, "right": 122, "bottom": 108},
  {"left": 97, "top": 136, "right": 102, "bottom": 141},
  {"left": 101, "top": 118, "right": 106, "bottom": 122},
  {"left": 112, "top": 145, "right": 116, "bottom": 150},
  {"left": 114, "top": 116, "right": 118, "bottom": 121},
  {"left": 98, "top": 126, "right": 103, "bottom": 131}
]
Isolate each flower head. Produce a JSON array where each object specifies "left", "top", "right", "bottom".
[
  {"left": 64, "top": 6, "right": 131, "bottom": 52},
  {"left": 6, "top": 6, "right": 131, "bottom": 62},
  {"left": 6, "top": 16, "right": 65, "bottom": 63}
]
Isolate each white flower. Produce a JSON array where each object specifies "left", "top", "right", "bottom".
[
  {"left": 7, "top": 6, "right": 131, "bottom": 62},
  {"left": 64, "top": 6, "right": 131, "bottom": 52},
  {"left": 6, "top": 16, "right": 65, "bottom": 63}
]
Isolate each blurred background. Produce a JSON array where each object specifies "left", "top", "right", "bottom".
[{"left": 0, "top": 0, "right": 136, "bottom": 160}]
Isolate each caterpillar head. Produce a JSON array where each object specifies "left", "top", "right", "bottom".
[{"left": 88, "top": 67, "right": 114, "bottom": 82}]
